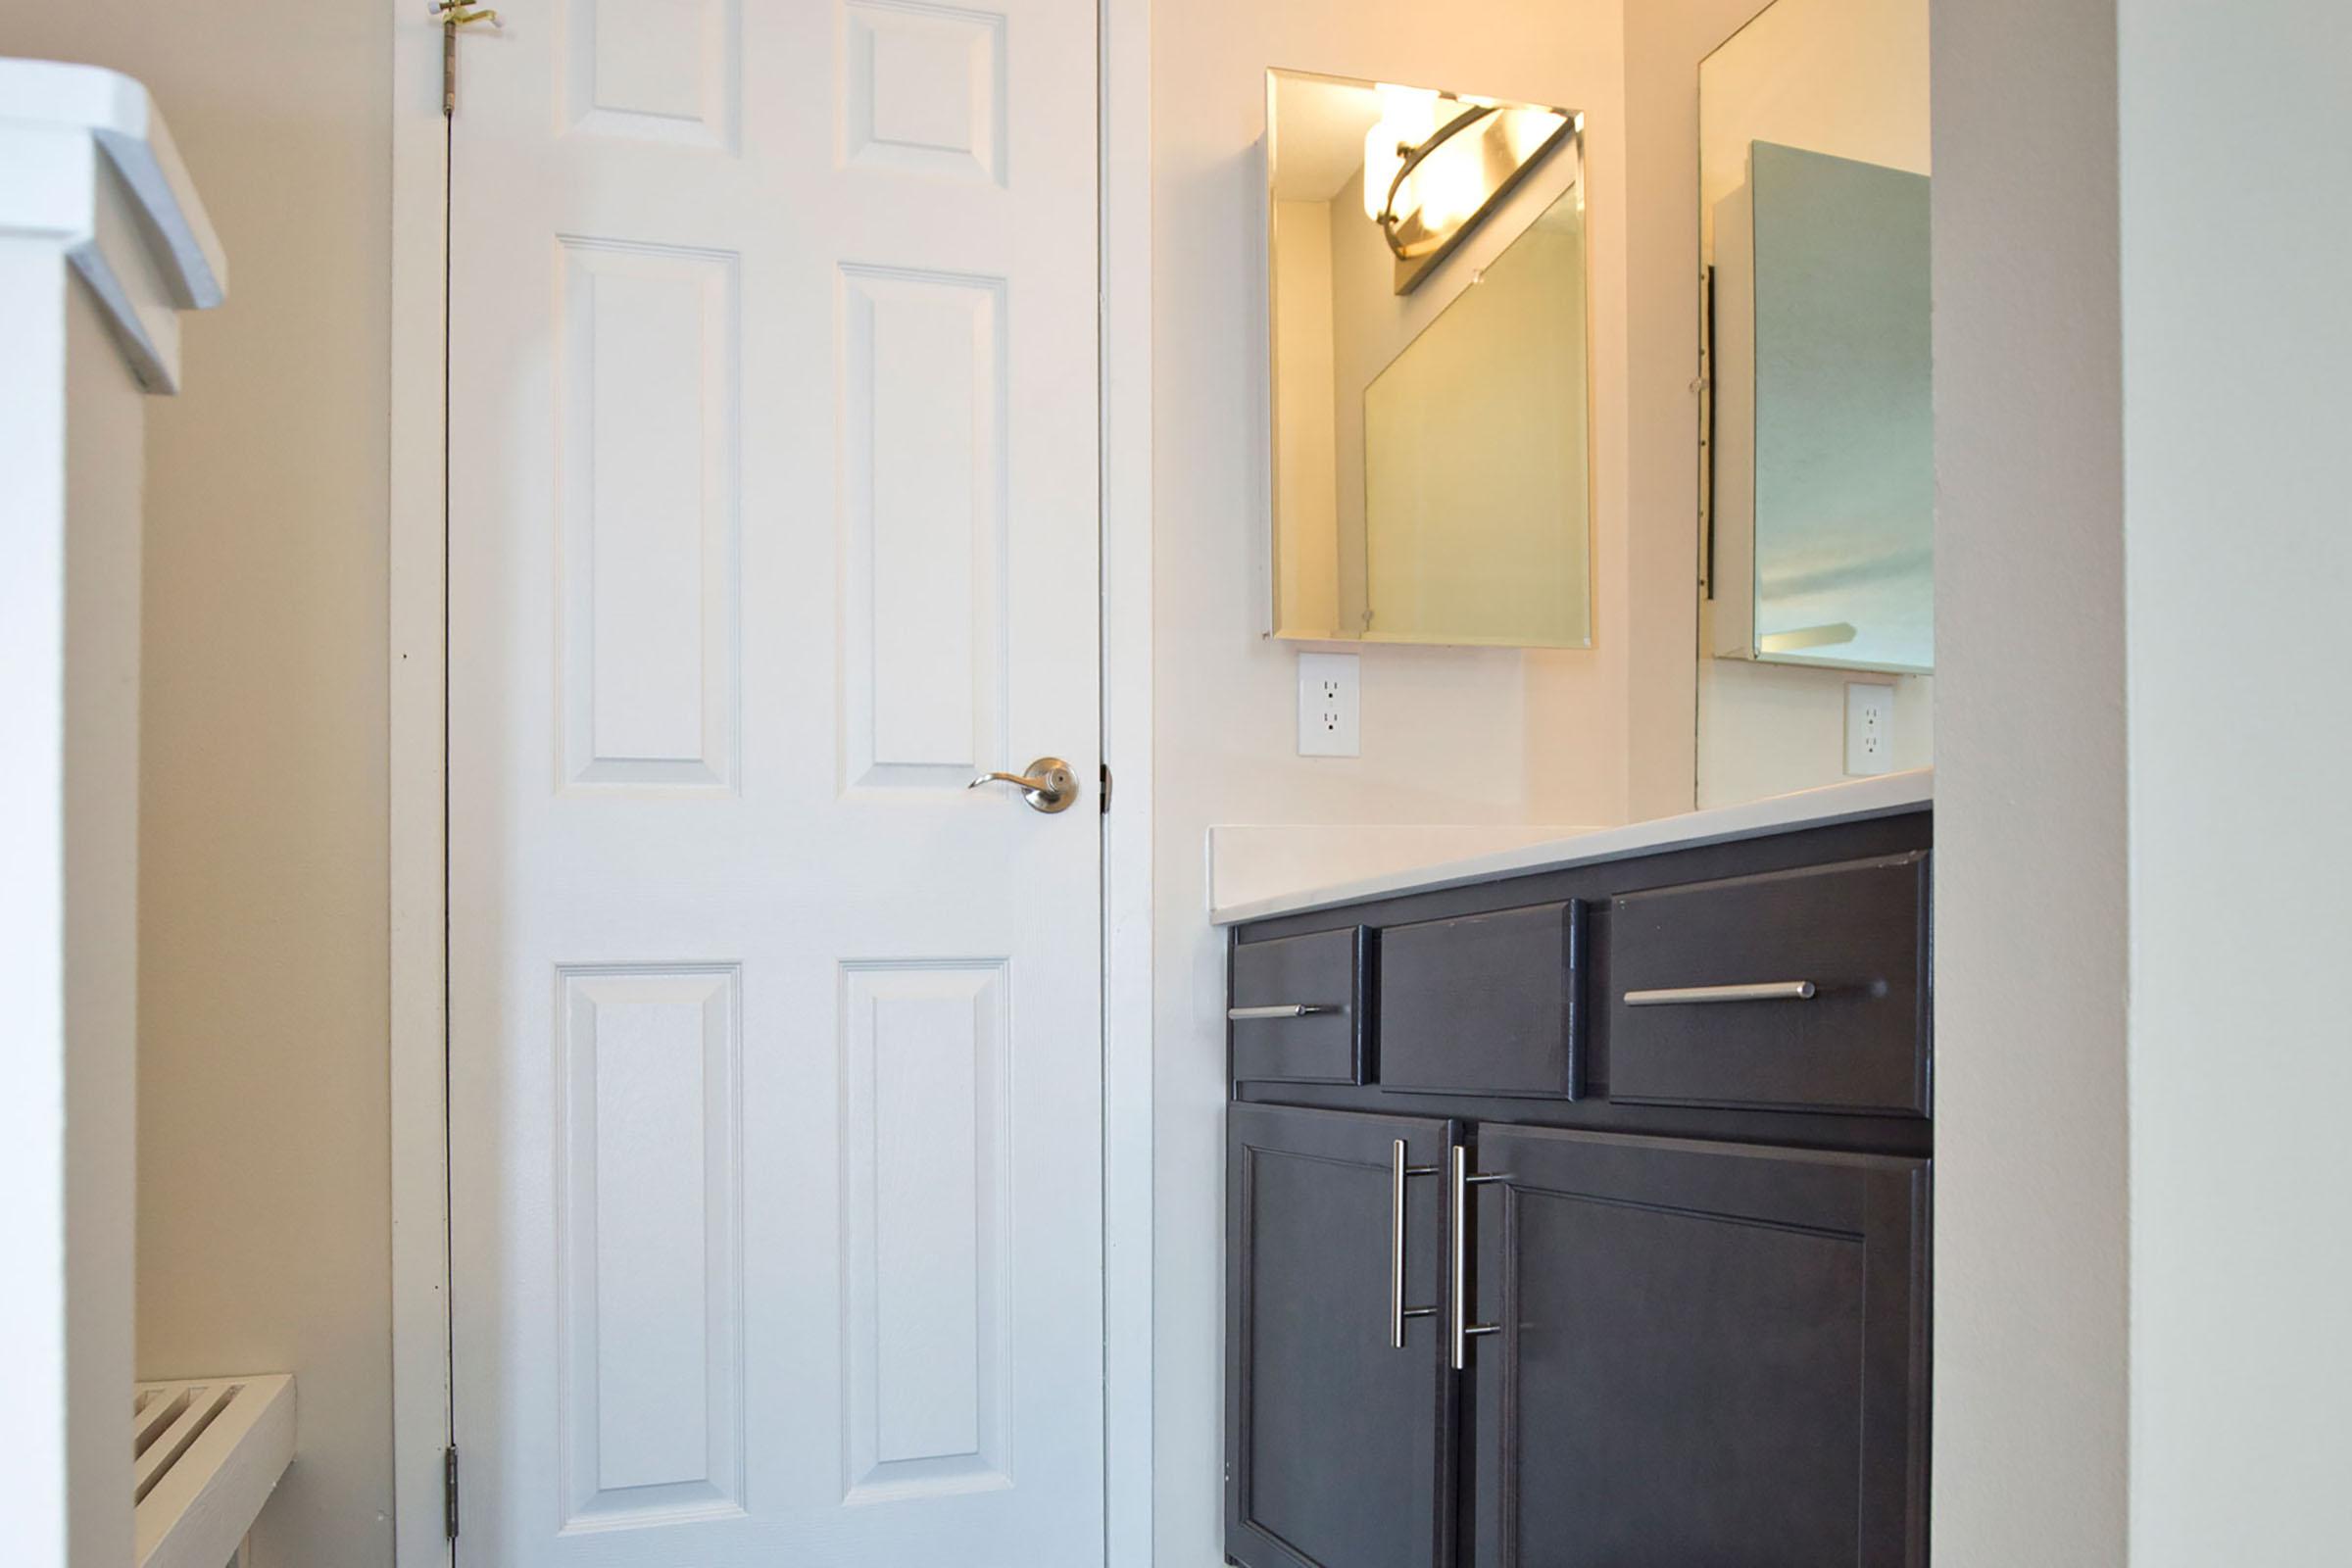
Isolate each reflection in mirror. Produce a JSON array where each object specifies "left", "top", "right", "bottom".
[
  {"left": 1697, "top": 0, "right": 1933, "bottom": 803},
  {"left": 1703, "top": 0, "right": 1932, "bottom": 673},
  {"left": 1267, "top": 70, "right": 1592, "bottom": 648}
]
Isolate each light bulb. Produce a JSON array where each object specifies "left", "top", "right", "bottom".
[{"left": 1362, "top": 85, "right": 1442, "bottom": 220}]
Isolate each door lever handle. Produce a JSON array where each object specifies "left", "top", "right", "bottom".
[{"left": 967, "top": 757, "right": 1078, "bottom": 813}]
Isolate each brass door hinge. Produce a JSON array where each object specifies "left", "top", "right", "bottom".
[{"left": 433, "top": 2, "right": 503, "bottom": 118}]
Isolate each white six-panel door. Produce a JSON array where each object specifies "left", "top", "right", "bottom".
[{"left": 444, "top": 3, "right": 1103, "bottom": 1563}]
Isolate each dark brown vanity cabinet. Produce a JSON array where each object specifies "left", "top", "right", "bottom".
[
  {"left": 1225, "top": 809, "right": 1933, "bottom": 1568},
  {"left": 1226, "top": 1103, "right": 1459, "bottom": 1568},
  {"left": 1467, "top": 1127, "right": 1928, "bottom": 1567}
]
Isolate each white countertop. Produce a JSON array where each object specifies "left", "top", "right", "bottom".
[{"left": 1209, "top": 768, "right": 1933, "bottom": 925}]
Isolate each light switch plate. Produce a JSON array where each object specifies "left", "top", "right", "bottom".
[
  {"left": 1298, "top": 653, "right": 1360, "bottom": 757},
  {"left": 1845, "top": 681, "right": 1895, "bottom": 775}
]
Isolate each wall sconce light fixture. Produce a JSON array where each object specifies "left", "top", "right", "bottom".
[{"left": 1362, "top": 86, "right": 1579, "bottom": 294}]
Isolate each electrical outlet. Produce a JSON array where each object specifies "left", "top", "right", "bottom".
[
  {"left": 1845, "top": 682, "right": 1895, "bottom": 776},
  {"left": 1297, "top": 653, "right": 1360, "bottom": 758}
]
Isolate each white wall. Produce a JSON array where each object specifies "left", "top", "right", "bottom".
[
  {"left": 2118, "top": 1, "right": 2352, "bottom": 1558},
  {"left": 1150, "top": 1, "right": 1629, "bottom": 1560},
  {"left": 0, "top": 7, "right": 396, "bottom": 1566},
  {"left": 1929, "top": 0, "right": 2131, "bottom": 1559}
]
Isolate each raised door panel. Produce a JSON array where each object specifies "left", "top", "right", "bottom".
[
  {"left": 1467, "top": 1126, "right": 1928, "bottom": 1568},
  {"left": 839, "top": 960, "right": 1012, "bottom": 1502},
  {"left": 556, "top": 238, "right": 740, "bottom": 792},
  {"left": 838, "top": 265, "right": 1008, "bottom": 793},
  {"left": 1226, "top": 1103, "right": 1457, "bottom": 1568},
  {"left": 557, "top": 964, "right": 745, "bottom": 1529}
]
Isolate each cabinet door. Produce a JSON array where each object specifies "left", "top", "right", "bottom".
[
  {"left": 1466, "top": 1126, "right": 1928, "bottom": 1568},
  {"left": 1228, "top": 1103, "right": 1460, "bottom": 1568}
]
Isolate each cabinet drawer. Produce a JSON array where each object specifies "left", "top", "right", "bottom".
[
  {"left": 1230, "top": 928, "right": 1366, "bottom": 1084},
  {"left": 1377, "top": 901, "right": 1587, "bottom": 1099},
  {"left": 1607, "top": 852, "right": 1930, "bottom": 1115}
]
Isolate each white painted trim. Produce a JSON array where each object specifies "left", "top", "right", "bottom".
[
  {"left": 388, "top": 6, "right": 1157, "bottom": 1563},
  {"left": 0, "top": 58, "right": 226, "bottom": 393},
  {"left": 132, "top": 1374, "right": 296, "bottom": 1568},
  {"left": 0, "top": 59, "right": 227, "bottom": 306},
  {"left": 387, "top": 4, "right": 451, "bottom": 1563},
  {"left": 1099, "top": 1, "right": 1155, "bottom": 1562}
]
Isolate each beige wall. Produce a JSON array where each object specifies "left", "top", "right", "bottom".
[
  {"left": 1270, "top": 198, "right": 1341, "bottom": 635},
  {"left": 2119, "top": 0, "right": 2352, "bottom": 1559},
  {"left": 0, "top": 6, "right": 396, "bottom": 1565},
  {"left": 1151, "top": 1, "right": 1629, "bottom": 1561},
  {"left": 1930, "top": 0, "right": 2131, "bottom": 1559}
]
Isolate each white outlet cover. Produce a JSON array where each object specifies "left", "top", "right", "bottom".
[
  {"left": 1297, "top": 652, "right": 1361, "bottom": 758},
  {"left": 1845, "top": 682, "right": 1896, "bottom": 776}
]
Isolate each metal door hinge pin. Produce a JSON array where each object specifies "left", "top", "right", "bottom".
[{"left": 433, "top": 2, "right": 502, "bottom": 118}]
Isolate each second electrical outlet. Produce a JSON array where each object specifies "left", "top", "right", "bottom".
[
  {"left": 1298, "top": 652, "right": 1360, "bottom": 757},
  {"left": 1844, "top": 681, "right": 1896, "bottom": 776}
]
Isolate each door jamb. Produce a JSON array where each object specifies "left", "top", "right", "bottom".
[
  {"left": 384, "top": 4, "right": 1155, "bottom": 1564},
  {"left": 387, "top": 1, "right": 452, "bottom": 1560}
]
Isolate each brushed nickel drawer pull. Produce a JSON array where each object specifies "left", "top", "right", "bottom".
[
  {"left": 1622, "top": 980, "right": 1816, "bottom": 1006},
  {"left": 1389, "top": 1140, "right": 1440, "bottom": 1349},
  {"left": 1450, "top": 1146, "right": 1506, "bottom": 1370},
  {"left": 1226, "top": 1003, "right": 1344, "bottom": 1020}
]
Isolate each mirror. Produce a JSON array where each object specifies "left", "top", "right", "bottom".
[
  {"left": 1700, "top": 0, "right": 1933, "bottom": 675},
  {"left": 1266, "top": 70, "right": 1592, "bottom": 648}
]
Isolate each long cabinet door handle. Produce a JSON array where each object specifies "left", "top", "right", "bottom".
[
  {"left": 1389, "top": 1140, "right": 1440, "bottom": 1349},
  {"left": 1449, "top": 1146, "right": 1506, "bottom": 1370},
  {"left": 1226, "top": 1004, "right": 1345, "bottom": 1021},
  {"left": 1621, "top": 980, "right": 1816, "bottom": 1006}
]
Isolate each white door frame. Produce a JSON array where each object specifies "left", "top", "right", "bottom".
[{"left": 385, "top": 4, "right": 1154, "bottom": 1562}]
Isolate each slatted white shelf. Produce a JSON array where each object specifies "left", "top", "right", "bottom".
[{"left": 132, "top": 1375, "right": 296, "bottom": 1568}]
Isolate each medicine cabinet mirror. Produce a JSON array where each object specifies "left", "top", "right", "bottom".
[
  {"left": 1265, "top": 69, "right": 1592, "bottom": 648},
  {"left": 1700, "top": 0, "right": 1933, "bottom": 675}
]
